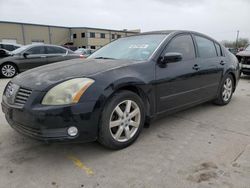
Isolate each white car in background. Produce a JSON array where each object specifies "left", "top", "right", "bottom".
[
  {"left": 74, "top": 48, "right": 95, "bottom": 58},
  {"left": 0, "top": 42, "right": 22, "bottom": 51}
]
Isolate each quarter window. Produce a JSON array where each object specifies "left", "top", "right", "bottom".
[
  {"left": 26, "top": 46, "right": 46, "bottom": 54},
  {"left": 195, "top": 36, "right": 217, "bottom": 58},
  {"left": 215, "top": 43, "right": 222, "bottom": 56},
  {"left": 165, "top": 35, "right": 195, "bottom": 60}
]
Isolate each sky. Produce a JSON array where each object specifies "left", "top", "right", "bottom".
[{"left": 0, "top": 0, "right": 250, "bottom": 41}]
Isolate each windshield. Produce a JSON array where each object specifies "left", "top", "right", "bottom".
[
  {"left": 75, "top": 48, "right": 85, "bottom": 53},
  {"left": 11, "top": 45, "right": 30, "bottom": 54},
  {"left": 245, "top": 45, "right": 250, "bottom": 51},
  {"left": 89, "top": 34, "right": 167, "bottom": 61}
]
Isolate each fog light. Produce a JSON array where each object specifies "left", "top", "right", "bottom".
[{"left": 67, "top": 126, "right": 78, "bottom": 137}]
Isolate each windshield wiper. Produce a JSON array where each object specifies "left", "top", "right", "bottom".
[{"left": 94, "top": 57, "right": 116, "bottom": 60}]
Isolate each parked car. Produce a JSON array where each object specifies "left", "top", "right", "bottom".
[
  {"left": 236, "top": 44, "right": 250, "bottom": 75},
  {"left": 62, "top": 42, "right": 78, "bottom": 51},
  {"left": 75, "top": 48, "right": 95, "bottom": 57},
  {"left": 0, "top": 44, "right": 81, "bottom": 78},
  {"left": 0, "top": 48, "right": 10, "bottom": 58},
  {"left": 1, "top": 30, "right": 240, "bottom": 149},
  {"left": 0, "top": 42, "right": 22, "bottom": 51},
  {"left": 227, "top": 48, "right": 238, "bottom": 55}
]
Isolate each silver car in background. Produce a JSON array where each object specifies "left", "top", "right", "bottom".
[{"left": 0, "top": 44, "right": 81, "bottom": 78}]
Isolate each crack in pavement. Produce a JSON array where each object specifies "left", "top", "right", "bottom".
[{"left": 232, "top": 145, "right": 248, "bottom": 163}]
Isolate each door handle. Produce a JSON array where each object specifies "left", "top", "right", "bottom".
[
  {"left": 220, "top": 60, "right": 225, "bottom": 65},
  {"left": 192, "top": 64, "right": 200, "bottom": 71}
]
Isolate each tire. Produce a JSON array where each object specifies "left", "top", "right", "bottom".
[
  {"left": 213, "top": 74, "right": 234, "bottom": 105},
  {"left": 0, "top": 63, "right": 18, "bottom": 78},
  {"left": 98, "top": 90, "right": 145, "bottom": 150}
]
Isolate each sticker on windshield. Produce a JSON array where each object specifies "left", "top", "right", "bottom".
[{"left": 129, "top": 44, "right": 149, "bottom": 49}]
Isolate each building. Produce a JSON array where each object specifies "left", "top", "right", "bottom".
[{"left": 0, "top": 21, "right": 140, "bottom": 49}]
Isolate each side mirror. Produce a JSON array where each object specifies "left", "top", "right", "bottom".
[
  {"left": 23, "top": 52, "right": 29, "bottom": 58},
  {"left": 158, "top": 52, "right": 183, "bottom": 67}
]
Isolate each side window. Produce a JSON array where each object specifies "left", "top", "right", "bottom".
[
  {"left": 47, "top": 46, "right": 66, "bottom": 54},
  {"left": 165, "top": 35, "right": 195, "bottom": 60},
  {"left": 13, "top": 45, "right": 19, "bottom": 50},
  {"left": 26, "top": 46, "right": 45, "bottom": 54},
  {"left": 195, "top": 36, "right": 217, "bottom": 58},
  {"left": 215, "top": 43, "right": 222, "bottom": 56},
  {"left": 2, "top": 44, "right": 14, "bottom": 51}
]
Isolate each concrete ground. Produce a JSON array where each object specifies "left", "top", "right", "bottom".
[{"left": 0, "top": 77, "right": 250, "bottom": 188}]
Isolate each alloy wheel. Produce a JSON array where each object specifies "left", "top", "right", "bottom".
[
  {"left": 109, "top": 100, "right": 141, "bottom": 142},
  {"left": 1, "top": 64, "right": 16, "bottom": 78},
  {"left": 222, "top": 78, "right": 233, "bottom": 102}
]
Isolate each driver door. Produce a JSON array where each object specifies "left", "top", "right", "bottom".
[
  {"left": 155, "top": 34, "right": 202, "bottom": 113},
  {"left": 20, "top": 46, "right": 48, "bottom": 70}
]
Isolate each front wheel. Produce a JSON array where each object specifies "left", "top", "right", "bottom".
[
  {"left": 213, "top": 74, "right": 234, "bottom": 105},
  {"left": 0, "top": 63, "right": 18, "bottom": 78},
  {"left": 98, "top": 90, "right": 145, "bottom": 150}
]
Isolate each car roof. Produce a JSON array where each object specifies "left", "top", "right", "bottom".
[
  {"left": 139, "top": 30, "right": 220, "bottom": 44},
  {"left": 22, "top": 44, "right": 68, "bottom": 49},
  {"left": 0, "top": 42, "right": 22, "bottom": 46}
]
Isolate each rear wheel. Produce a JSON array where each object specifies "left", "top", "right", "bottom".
[
  {"left": 0, "top": 63, "right": 18, "bottom": 78},
  {"left": 98, "top": 90, "right": 145, "bottom": 150},
  {"left": 214, "top": 74, "right": 234, "bottom": 105}
]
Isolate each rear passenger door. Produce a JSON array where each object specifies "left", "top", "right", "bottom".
[
  {"left": 46, "top": 46, "right": 67, "bottom": 64},
  {"left": 193, "top": 35, "right": 224, "bottom": 99}
]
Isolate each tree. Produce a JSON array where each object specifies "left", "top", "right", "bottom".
[{"left": 221, "top": 38, "right": 249, "bottom": 48}]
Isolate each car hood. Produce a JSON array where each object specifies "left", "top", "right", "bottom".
[
  {"left": 236, "top": 50, "right": 250, "bottom": 57},
  {"left": 12, "top": 58, "right": 137, "bottom": 91}
]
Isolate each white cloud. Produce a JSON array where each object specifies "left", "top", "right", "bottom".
[{"left": 0, "top": 0, "right": 249, "bottom": 41}]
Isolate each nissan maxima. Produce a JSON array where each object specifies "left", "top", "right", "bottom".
[
  {"left": 1, "top": 31, "right": 240, "bottom": 149},
  {"left": 0, "top": 44, "right": 81, "bottom": 78}
]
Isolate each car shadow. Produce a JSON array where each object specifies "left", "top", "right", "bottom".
[{"left": 4, "top": 102, "right": 215, "bottom": 164}]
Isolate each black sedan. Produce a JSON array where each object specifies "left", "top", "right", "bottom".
[
  {"left": 1, "top": 30, "right": 240, "bottom": 149},
  {"left": 0, "top": 44, "right": 81, "bottom": 78},
  {"left": 0, "top": 48, "right": 10, "bottom": 58}
]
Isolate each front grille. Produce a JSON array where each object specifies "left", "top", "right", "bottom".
[
  {"left": 14, "top": 87, "right": 32, "bottom": 107},
  {"left": 241, "top": 57, "right": 250, "bottom": 65}
]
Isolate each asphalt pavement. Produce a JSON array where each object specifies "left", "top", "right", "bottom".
[{"left": 0, "top": 77, "right": 250, "bottom": 188}]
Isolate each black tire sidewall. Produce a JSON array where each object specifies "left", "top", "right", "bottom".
[{"left": 99, "top": 90, "right": 145, "bottom": 149}]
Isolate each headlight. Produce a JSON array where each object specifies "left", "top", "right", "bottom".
[{"left": 42, "top": 78, "right": 94, "bottom": 105}]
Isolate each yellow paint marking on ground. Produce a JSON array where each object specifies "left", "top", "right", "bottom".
[{"left": 68, "top": 156, "right": 94, "bottom": 176}]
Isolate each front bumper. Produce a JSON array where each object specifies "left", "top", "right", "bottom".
[
  {"left": 1, "top": 97, "right": 100, "bottom": 143},
  {"left": 241, "top": 64, "right": 250, "bottom": 75}
]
